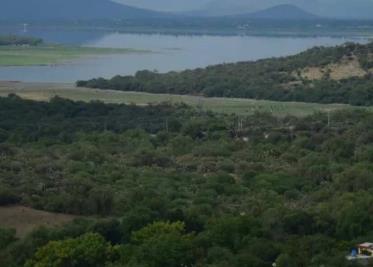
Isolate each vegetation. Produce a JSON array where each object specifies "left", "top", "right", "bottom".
[
  {"left": 78, "top": 42, "right": 373, "bottom": 106},
  {"left": 0, "top": 45, "right": 149, "bottom": 66},
  {"left": 0, "top": 95, "right": 373, "bottom": 266},
  {"left": 0, "top": 35, "right": 43, "bottom": 46}
]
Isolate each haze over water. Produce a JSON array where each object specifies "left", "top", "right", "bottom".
[{"left": 0, "top": 28, "right": 368, "bottom": 83}]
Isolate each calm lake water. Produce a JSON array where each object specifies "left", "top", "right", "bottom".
[{"left": 0, "top": 28, "right": 368, "bottom": 82}]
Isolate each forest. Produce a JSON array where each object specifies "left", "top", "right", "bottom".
[
  {"left": 0, "top": 95, "right": 372, "bottom": 266},
  {"left": 0, "top": 35, "right": 43, "bottom": 46},
  {"left": 78, "top": 42, "right": 373, "bottom": 106}
]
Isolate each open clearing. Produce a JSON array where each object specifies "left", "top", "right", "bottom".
[
  {"left": 0, "top": 205, "right": 77, "bottom": 238},
  {"left": 0, "top": 81, "right": 369, "bottom": 117},
  {"left": 0, "top": 45, "right": 149, "bottom": 66}
]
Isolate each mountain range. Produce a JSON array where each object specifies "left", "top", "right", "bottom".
[
  {"left": 0, "top": 0, "right": 320, "bottom": 22},
  {"left": 117, "top": 0, "right": 373, "bottom": 19},
  {"left": 1, "top": 0, "right": 372, "bottom": 21},
  {"left": 191, "top": 0, "right": 373, "bottom": 19}
]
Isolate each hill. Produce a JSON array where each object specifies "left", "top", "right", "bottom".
[
  {"left": 79, "top": 42, "right": 373, "bottom": 106},
  {"left": 240, "top": 4, "right": 318, "bottom": 20},
  {"left": 0, "top": 0, "right": 167, "bottom": 21},
  {"left": 194, "top": 0, "right": 373, "bottom": 19}
]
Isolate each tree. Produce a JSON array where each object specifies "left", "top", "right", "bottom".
[
  {"left": 0, "top": 227, "right": 16, "bottom": 250},
  {"left": 125, "top": 221, "right": 195, "bottom": 267},
  {"left": 25, "top": 233, "right": 119, "bottom": 267},
  {"left": 276, "top": 253, "right": 296, "bottom": 267},
  {"left": 282, "top": 211, "right": 315, "bottom": 235}
]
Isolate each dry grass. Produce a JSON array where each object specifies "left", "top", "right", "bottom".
[
  {"left": 0, "top": 205, "right": 77, "bottom": 238},
  {"left": 328, "top": 58, "right": 367, "bottom": 80},
  {"left": 299, "top": 66, "right": 325, "bottom": 80},
  {"left": 298, "top": 56, "right": 368, "bottom": 81}
]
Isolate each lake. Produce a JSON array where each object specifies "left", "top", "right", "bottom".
[{"left": 0, "top": 27, "right": 369, "bottom": 82}]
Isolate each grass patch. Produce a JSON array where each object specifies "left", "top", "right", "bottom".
[
  {"left": 0, "top": 81, "right": 370, "bottom": 117},
  {"left": 0, "top": 45, "right": 150, "bottom": 66}
]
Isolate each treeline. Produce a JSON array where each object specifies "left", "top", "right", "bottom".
[
  {"left": 0, "top": 95, "right": 373, "bottom": 266},
  {"left": 78, "top": 42, "right": 373, "bottom": 106},
  {"left": 0, "top": 35, "right": 43, "bottom": 46}
]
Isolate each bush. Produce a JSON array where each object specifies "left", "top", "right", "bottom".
[{"left": 0, "top": 228, "right": 17, "bottom": 250}]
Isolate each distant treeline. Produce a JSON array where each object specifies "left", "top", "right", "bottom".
[
  {"left": 0, "top": 35, "right": 43, "bottom": 46},
  {"left": 78, "top": 42, "right": 373, "bottom": 106}
]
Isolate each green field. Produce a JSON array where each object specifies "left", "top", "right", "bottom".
[
  {"left": 0, "top": 81, "right": 369, "bottom": 117},
  {"left": 0, "top": 45, "right": 150, "bottom": 66}
]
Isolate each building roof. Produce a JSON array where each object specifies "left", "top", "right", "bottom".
[{"left": 359, "top": 243, "right": 373, "bottom": 248}]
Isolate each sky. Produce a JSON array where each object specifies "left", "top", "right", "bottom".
[{"left": 114, "top": 0, "right": 373, "bottom": 18}]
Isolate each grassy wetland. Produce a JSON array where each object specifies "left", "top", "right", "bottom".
[{"left": 0, "top": 45, "right": 149, "bottom": 66}]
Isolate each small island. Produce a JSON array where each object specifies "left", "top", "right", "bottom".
[{"left": 0, "top": 35, "right": 150, "bottom": 66}]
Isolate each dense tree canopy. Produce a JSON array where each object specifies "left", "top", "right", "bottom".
[{"left": 0, "top": 95, "right": 372, "bottom": 266}]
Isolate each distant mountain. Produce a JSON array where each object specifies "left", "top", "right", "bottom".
[
  {"left": 110, "top": 0, "right": 373, "bottom": 19},
  {"left": 186, "top": 4, "right": 318, "bottom": 20},
  {"left": 188, "top": 0, "right": 295, "bottom": 17},
  {"left": 193, "top": 0, "right": 373, "bottom": 19},
  {"left": 0, "top": 0, "right": 168, "bottom": 21},
  {"left": 239, "top": 5, "right": 318, "bottom": 20}
]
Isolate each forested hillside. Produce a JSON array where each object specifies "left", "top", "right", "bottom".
[
  {"left": 0, "top": 95, "right": 373, "bottom": 266},
  {"left": 79, "top": 42, "right": 373, "bottom": 106}
]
